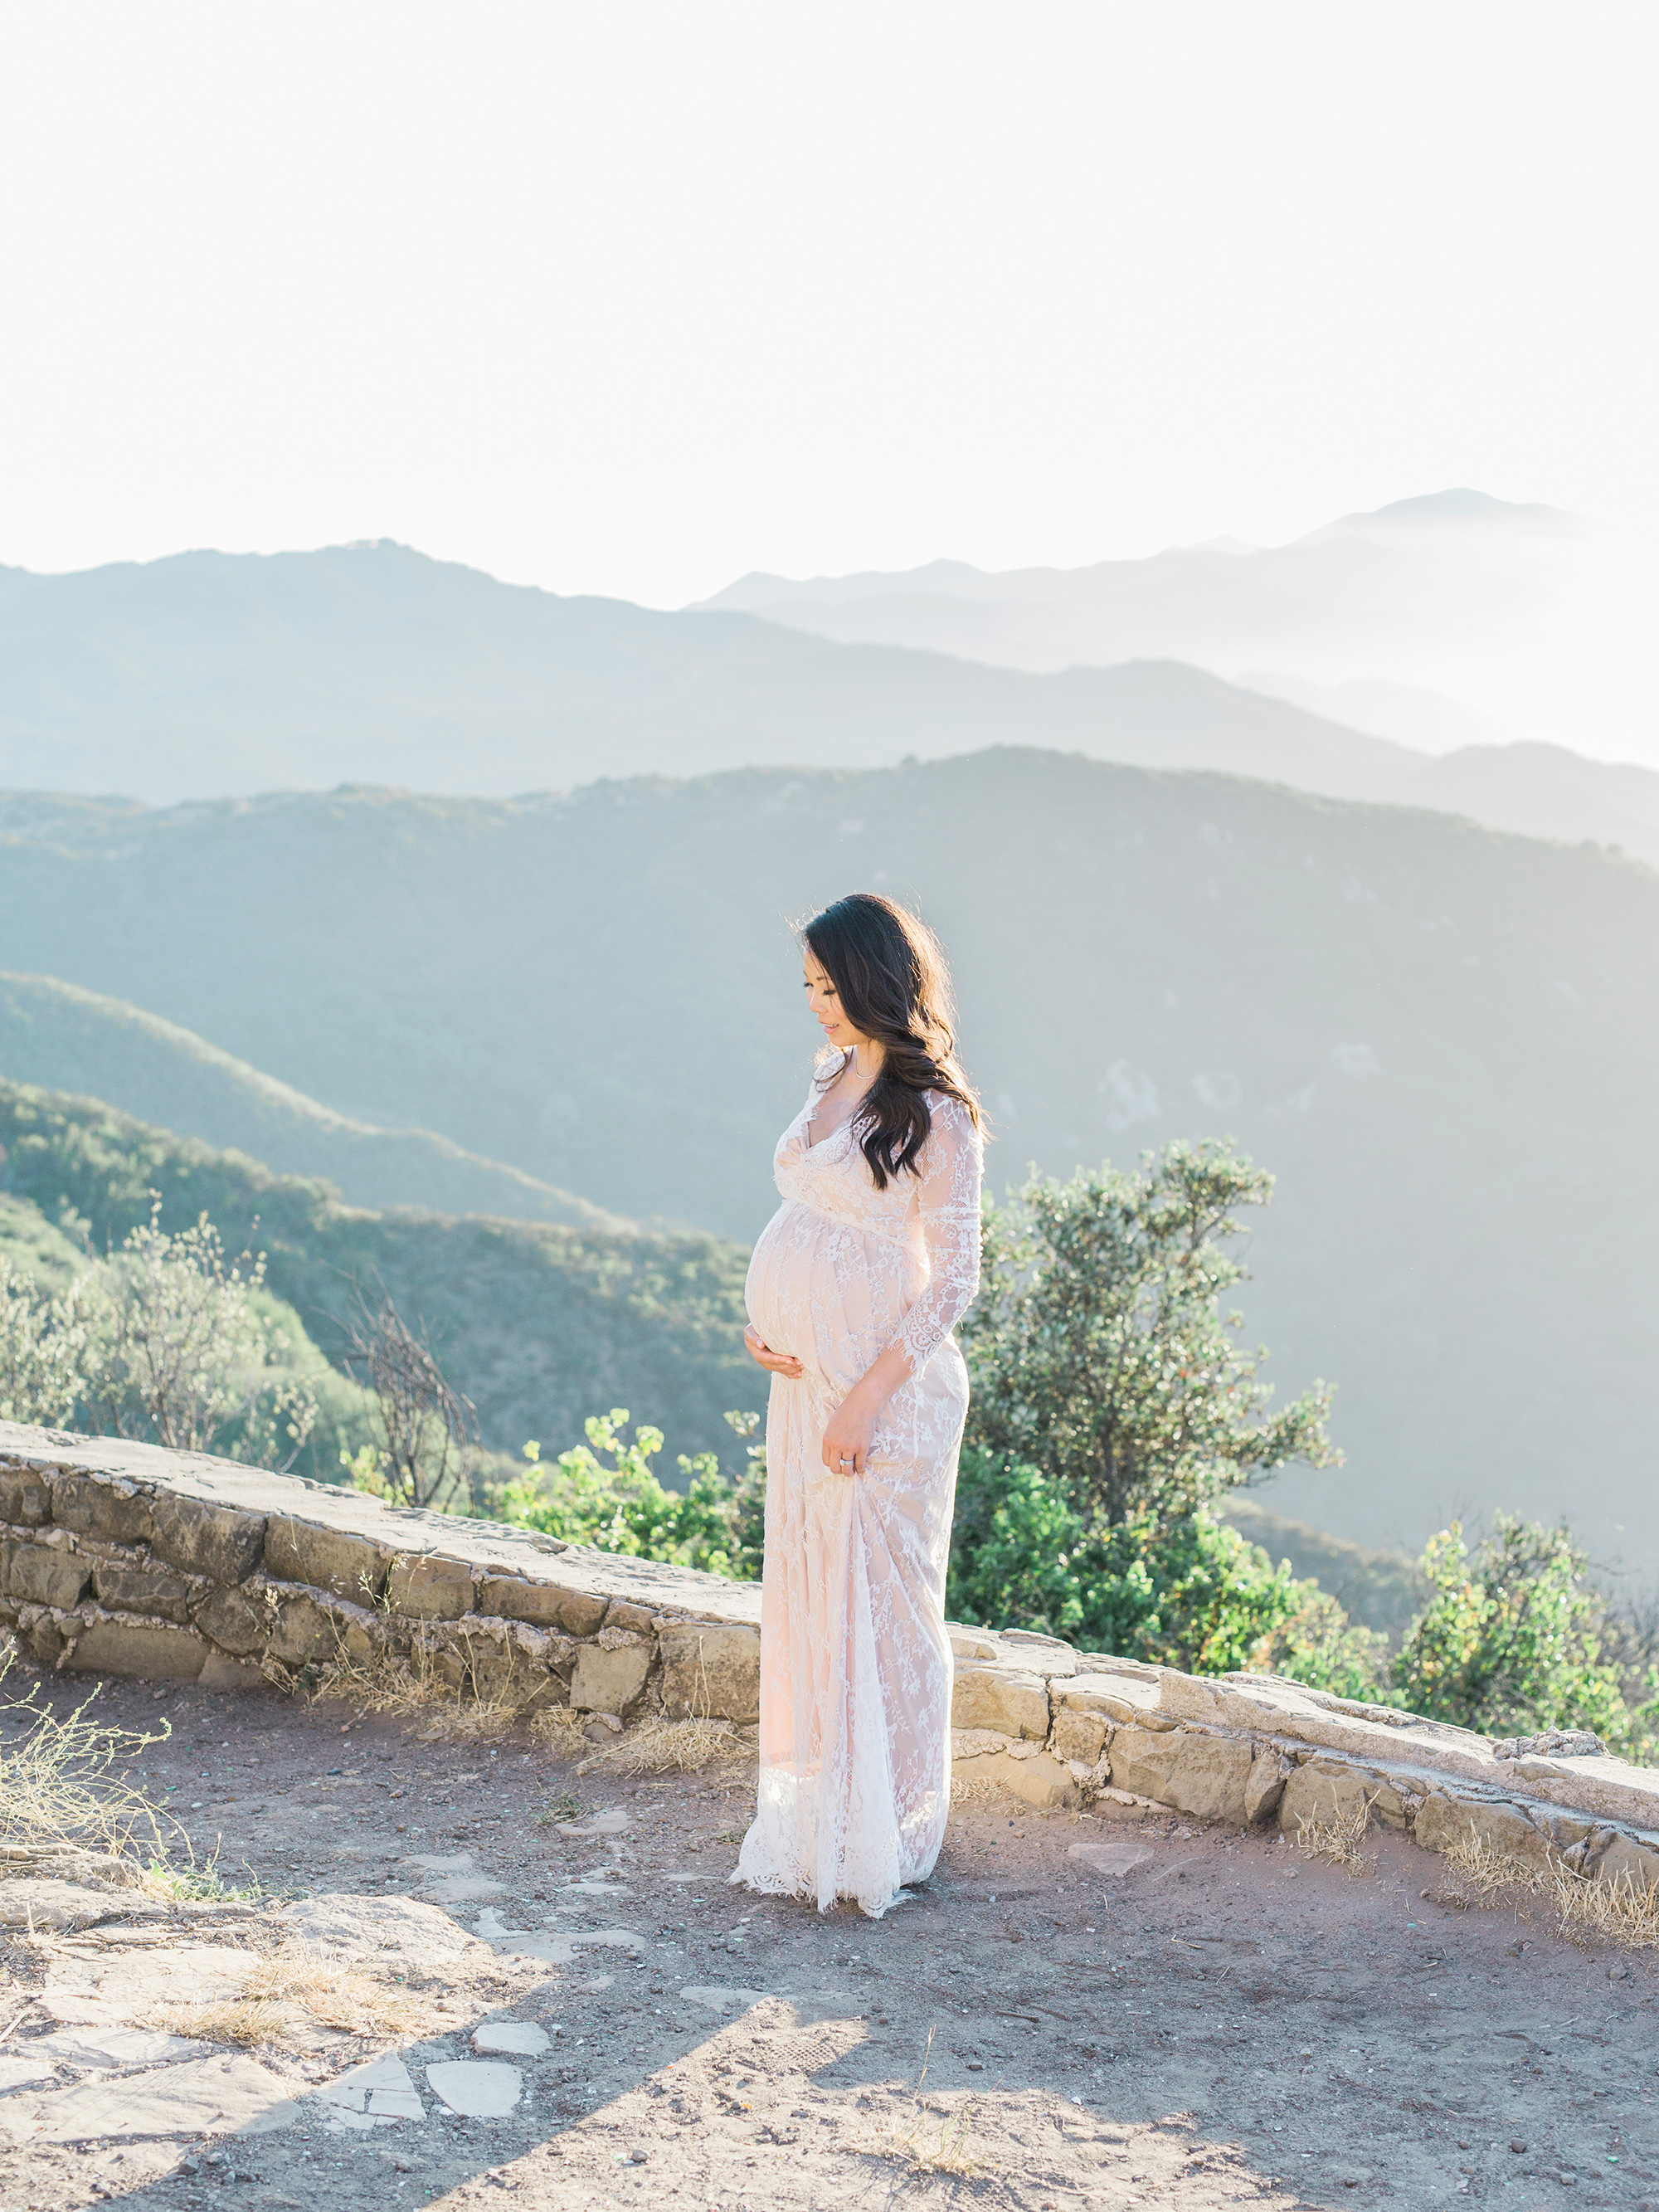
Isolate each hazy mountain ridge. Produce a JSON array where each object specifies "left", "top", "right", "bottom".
[
  {"left": 699, "top": 490, "right": 1638, "bottom": 772},
  {"left": 5, "top": 524, "right": 1657, "bottom": 863},
  {"left": 703, "top": 493, "right": 1601, "bottom": 681},
  {"left": 0, "top": 750, "right": 1654, "bottom": 1571},
  {"left": 0, "top": 972, "right": 627, "bottom": 1230}
]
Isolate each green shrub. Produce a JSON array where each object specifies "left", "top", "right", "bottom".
[
  {"left": 1392, "top": 1516, "right": 1658, "bottom": 1757},
  {"left": 946, "top": 1445, "right": 1389, "bottom": 1690},
  {"left": 499, "top": 1408, "right": 764, "bottom": 1581},
  {"left": 0, "top": 1196, "right": 324, "bottom": 1473}
]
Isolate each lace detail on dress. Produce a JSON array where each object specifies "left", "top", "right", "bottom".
[
  {"left": 733, "top": 1066, "right": 984, "bottom": 1918},
  {"left": 888, "top": 1097, "right": 982, "bottom": 1372}
]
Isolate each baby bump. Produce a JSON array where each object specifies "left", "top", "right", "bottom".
[
  {"left": 745, "top": 1202, "right": 911, "bottom": 1391},
  {"left": 744, "top": 1204, "right": 811, "bottom": 1356}
]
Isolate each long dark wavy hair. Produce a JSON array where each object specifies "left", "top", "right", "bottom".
[{"left": 802, "top": 892, "right": 982, "bottom": 1190}]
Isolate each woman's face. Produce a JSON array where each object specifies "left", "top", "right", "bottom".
[{"left": 803, "top": 947, "right": 867, "bottom": 1054}]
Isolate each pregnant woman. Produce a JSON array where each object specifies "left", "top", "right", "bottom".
[{"left": 735, "top": 891, "right": 984, "bottom": 1917}]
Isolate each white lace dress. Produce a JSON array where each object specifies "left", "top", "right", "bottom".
[{"left": 733, "top": 1064, "right": 983, "bottom": 1917}]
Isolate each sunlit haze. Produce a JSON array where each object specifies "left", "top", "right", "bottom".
[{"left": 2, "top": 2, "right": 1656, "bottom": 758}]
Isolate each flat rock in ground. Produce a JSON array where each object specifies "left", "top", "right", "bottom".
[
  {"left": 34, "top": 2027, "right": 208, "bottom": 2068},
  {"left": 313, "top": 2051, "right": 426, "bottom": 2122},
  {"left": 472, "top": 2020, "right": 552, "bottom": 2055},
  {"left": 554, "top": 1809, "right": 632, "bottom": 1838},
  {"left": 40, "top": 1943, "right": 254, "bottom": 2025},
  {"left": 681, "top": 1984, "right": 774, "bottom": 2012},
  {"left": 420, "top": 1873, "right": 509, "bottom": 1902},
  {"left": 0, "top": 2052, "right": 59, "bottom": 2090},
  {"left": 426, "top": 2060, "right": 522, "bottom": 2117},
  {"left": 0, "top": 1878, "right": 129, "bottom": 1931},
  {"left": 19, "top": 2054, "right": 299, "bottom": 2141},
  {"left": 274, "top": 1892, "right": 480, "bottom": 1965},
  {"left": 1068, "top": 1838, "right": 1154, "bottom": 1878},
  {"left": 554, "top": 1877, "right": 635, "bottom": 1901},
  {"left": 473, "top": 1911, "right": 640, "bottom": 1967}
]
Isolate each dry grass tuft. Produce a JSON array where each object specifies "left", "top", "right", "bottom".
[
  {"left": 854, "top": 2098, "right": 987, "bottom": 2177},
  {"left": 0, "top": 1647, "right": 171, "bottom": 1868},
  {"left": 311, "top": 1637, "right": 520, "bottom": 1742},
  {"left": 528, "top": 1703, "right": 589, "bottom": 1754},
  {"left": 576, "top": 1713, "right": 752, "bottom": 1777},
  {"left": 1425, "top": 1832, "right": 1659, "bottom": 1948},
  {"left": 1552, "top": 1864, "right": 1659, "bottom": 1951},
  {"left": 1294, "top": 1796, "right": 1377, "bottom": 1874},
  {"left": 147, "top": 1945, "right": 444, "bottom": 2047},
  {"left": 949, "top": 1773, "right": 1000, "bottom": 1805},
  {"left": 849, "top": 2029, "right": 990, "bottom": 2177},
  {"left": 1438, "top": 1833, "right": 1545, "bottom": 1904}
]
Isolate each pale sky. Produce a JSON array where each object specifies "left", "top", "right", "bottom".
[{"left": 1, "top": 2, "right": 1655, "bottom": 610}]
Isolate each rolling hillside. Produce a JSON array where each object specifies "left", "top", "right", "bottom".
[
  {"left": 0, "top": 972, "right": 625, "bottom": 1229},
  {"left": 0, "top": 1082, "right": 758, "bottom": 1461},
  {"left": 1, "top": 753, "right": 1656, "bottom": 1572}
]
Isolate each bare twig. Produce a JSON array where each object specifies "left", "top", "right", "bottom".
[{"left": 338, "top": 1285, "right": 477, "bottom": 1512}]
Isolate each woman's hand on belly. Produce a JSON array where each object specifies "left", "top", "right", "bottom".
[{"left": 744, "top": 1324, "right": 803, "bottom": 1380}]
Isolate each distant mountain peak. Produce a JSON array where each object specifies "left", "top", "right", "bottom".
[{"left": 1316, "top": 488, "right": 1586, "bottom": 537}]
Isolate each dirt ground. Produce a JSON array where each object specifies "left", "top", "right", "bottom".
[{"left": 1, "top": 1669, "right": 1656, "bottom": 2212}]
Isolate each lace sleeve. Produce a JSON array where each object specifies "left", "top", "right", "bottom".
[{"left": 889, "top": 1097, "right": 983, "bottom": 1372}]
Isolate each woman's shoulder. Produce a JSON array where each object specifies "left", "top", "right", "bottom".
[{"left": 922, "top": 1088, "right": 982, "bottom": 1146}]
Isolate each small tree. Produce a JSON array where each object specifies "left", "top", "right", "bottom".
[
  {"left": 963, "top": 1142, "right": 1340, "bottom": 1529},
  {"left": 0, "top": 1259, "right": 94, "bottom": 1429},
  {"left": 85, "top": 1200, "right": 317, "bottom": 1468},
  {"left": 1392, "top": 1517, "right": 1643, "bottom": 1747},
  {"left": 340, "top": 1290, "right": 477, "bottom": 1512}
]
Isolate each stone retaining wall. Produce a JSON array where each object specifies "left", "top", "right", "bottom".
[
  {"left": 948, "top": 1624, "right": 1659, "bottom": 1893},
  {"left": 0, "top": 1423, "right": 763, "bottom": 1731},
  {"left": 2, "top": 1422, "right": 1656, "bottom": 1892}
]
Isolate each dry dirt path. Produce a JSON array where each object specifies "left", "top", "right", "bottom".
[{"left": 1, "top": 1672, "right": 1655, "bottom": 2212}]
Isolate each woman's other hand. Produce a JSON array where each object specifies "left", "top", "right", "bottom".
[
  {"left": 744, "top": 1324, "right": 803, "bottom": 1379},
  {"left": 821, "top": 1390, "right": 878, "bottom": 1477}
]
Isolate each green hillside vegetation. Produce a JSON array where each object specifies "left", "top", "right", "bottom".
[
  {"left": 0, "top": 972, "right": 623, "bottom": 1229},
  {"left": 0, "top": 1081, "right": 759, "bottom": 1469},
  {"left": 0, "top": 1189, "right": 85, "bottom": 1290},
  {"left": 2, "top": 753, "right": 1657, "bottom": 1572}
]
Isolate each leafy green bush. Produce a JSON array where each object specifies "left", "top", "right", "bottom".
[
  {"left": 1393, "top": 1516, "right": 1658, "bottom": 1758},
  {"left": 946, "top": 1446, "right": 1388, "bottom": 1691},
  {"left": 0, "top": 1257, "right": 94, "bottom": 1429},
  {"left": 499, "top": 1408, "right": 764, "bottom": 1581}
]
